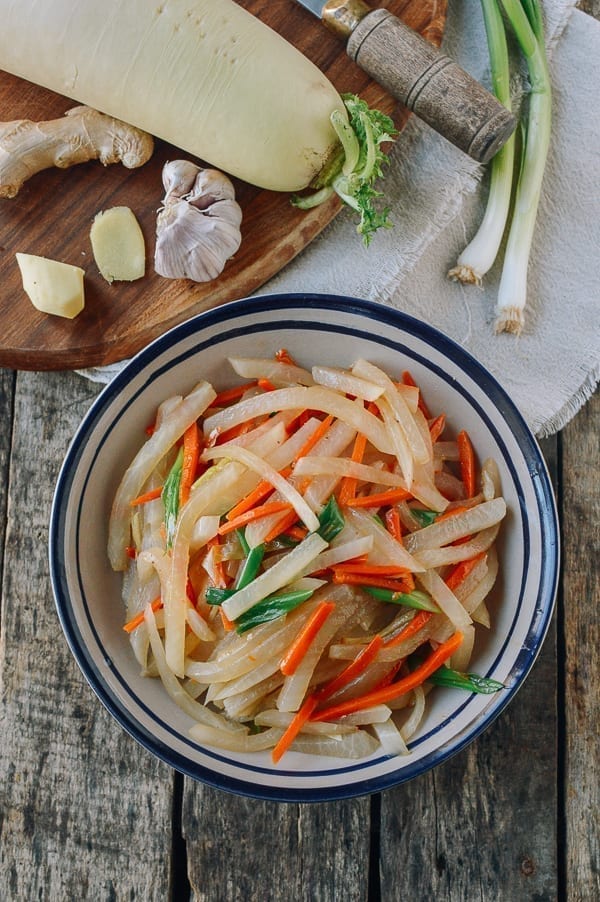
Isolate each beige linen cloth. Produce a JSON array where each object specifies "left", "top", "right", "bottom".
[{"left": 86, "top": 0, "right": 599, "bottom": 438}]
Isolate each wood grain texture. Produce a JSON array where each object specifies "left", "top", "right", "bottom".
[
  {"left": 560, "top": 390, "right": 600, "bottom": 901},
  {"left": 0, "top": 0, "right": 446, "bottom": 372},
  {"left": 0, "top": 371, "right": 174, "bottom": 901},
  {"left": 183, "top": 788, "right": 370, "bottom": 902}
]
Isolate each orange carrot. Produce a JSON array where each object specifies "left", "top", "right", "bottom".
[
  {"left": 258, "top": 378, "right": 277, "bottom": 392},
  {"left": 444, "top": 552, "right": 486, "bottom": 592},
  {"left": 271, "top": 695, "right": 318, "bottom": 764},
  {"left": 125, "top": 545, "right": 137, "bottom": 560},
  {"left": 457, "top": 430, "right": 477, "bottom": 498},
  {"left": 383, "top": 610, "right": 433, "bottom": 648},
  {"left": 129, "top": 486, "right": 163, "bottom": 506},
  {"left": 429, "top": 414, "right": 446, "bottom": 443},
  {"left": 276, "top": 348, "right": 297, "bottom": 366},
  {"left": 435, "top": 504, "right": 471, "bottom": 523},
  {"left": 284, "top": 525, "right": 309, "bottom": 542},
  {"left": 225, "top": 467, "right": 292, "bottom": 522},
  {"left": 293, "top": 414, "right": 335, "bottom": 461},
  {"left": 338, "top": 431, "right": 368, "bottom": 505},
  {"left": 346, "top": 487, "right": 412, "bottom": 508},
  {"left": 218, "top": 500, "right": 293, "bottom": 536},
  {"left": 332, "top": 562, "right": 412, "bottom": 578},
  {"left": 263, "top": 509, "right": 299, "bottom": 544},
  {"left": 402, "top": 370, "right": 432, "bottom": 418},
  {"left": 214, "top": 419, "right": 256, "bottom": 445},
  {"left": 311, "top": 631, "right": 464, "bottom": 721},
  {"left": 315, "top": 635, "right": 385, "bottom": 701},
  {"left": 385, "top": 507, "right": 403, "bottom": 543},
  {"left": 213, "top": 381, "right": 258, "bottom": 407},
  {"left": 219, "top": 607, "right": 235, "bottom": 632},
  {"left": 123, "top": 598, "right": 162, "bottom": 633},
  {"left": 331, "top": 572, "right": 415, "bottom": 593},
  {"left": 207, "top": 535, "right": 227, "bottom": 588},
  {"left": 280, "top": 601, "right": 335, "bottom": 676},
  {"left": 179, "top": 421, "right": 201, "bottom": 507}
]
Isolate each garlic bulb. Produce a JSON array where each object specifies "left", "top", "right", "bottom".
[{"left": 154, "top": 161, "right": 242, "bottom": 282}]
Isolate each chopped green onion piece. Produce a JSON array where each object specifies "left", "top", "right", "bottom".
[
  {"left": 428, "top": 664, "right": 505, "bottom": 694},
  {"left": 234, "top": 543, "right": 265, "bottom": 590},
  {"left": 161, "top": 447, "right": 183, "bottom": 548},
  {"left": 363, "top": 586, "right": 440, "bottom": 612},
  {"left": 411, "top": 508, "right": 438, "bottom": 528},
  {"left": 205, "top": 586, "right": 233, "bottom": 606},
  {"left": 318, "top": 496, "right": 345, "bottom": 543},
  {"left": 235, "top": 589, "right": 314, "bottom": 634},
  {"left": 236, "top": 528, "right": 250, "bottom": 556}
]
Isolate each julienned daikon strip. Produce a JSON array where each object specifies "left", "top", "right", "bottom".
[
  {"left": 411, "top": 524, "right": 501, "bottom": 570},
  {"left": 228, "top": 357, "right": 314, "bottom": 387},
  {"left": 221, "top": 533, "right": 328, "bottom": 621},
  {"left": 202, "top": 444, "right": 319, "bottom": 534},
  {"left": 345, "top": 507, "right": 425, "bottom": 572},
  {"left": 404, "top": 498, "right": 507, "bottom": 554},
  {"left": 311, "top": 366, "right": 384, "bottom": 402},
  {"left": 108, "top": 381, "right": 216, "bottom": 570},
  {"left": 202, "top": 386, "right": 393, "bottom": 454},
  {"left": 417, "top": 569, "right": 473, "bottom": 634},
  {"left": 294, "top": 456, "right": 407, "bottom": 487}
]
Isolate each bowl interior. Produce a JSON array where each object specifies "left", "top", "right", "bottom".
[{"left": 50, "top": 294, "right": 559, "bottom": 801}]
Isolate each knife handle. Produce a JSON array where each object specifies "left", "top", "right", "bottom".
[{"left": 345, "top": 9, "right": 515, "bottom": 164}]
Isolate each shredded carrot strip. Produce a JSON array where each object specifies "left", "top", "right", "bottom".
[
  {"left": 435, "top": 504, "right": 471, "bottom": 523},
  {"left": 207, "top": 535, "right": 227, "bottom": 588},
  {"left": 218, "top": 500, "right": 293, "bottom": 536},
  {"left": 123, "top": 598, "right": 162, "bottom": 633},
  {"left": 338, "top": 431, "right": 368, "bottom": 505},
  {"left": 331, "top": 572, "right": 415, "bottom": 593},
  {"left": 402, "top": 370, "right": 432, "bottom": 419},
  {"left": 125, "top": 545, "right": 137, "bottom": 560},
  {"left": 213, "top": 382, "right": 258, "bottom": 407},
  {"left": 332, "top": 562, "right": 411, "bottom": 578},
  {"left": 179, "top": 422, "right": 201, "bottom": 507},
  {"left": 129, "top": 486, "right": 163, "bottom": 506},
  {"left": 293, "top": 414, "right": 335, "bottom": 462},
  {"left": 258, "top": 378, "right": 276, "bottom": 392},
  {"left": 383, "top": 610, "right": 433, "bottom": 648},
  {"left": 385, "top": 507, "right": 403, "bottom": 543},
  {"left": 272, "top": 695, "right": 318, "bottom": 764},
  {"left": 219, "top": 607, "right": 235, "bottom": 632},
  {"left": 346, "top": 488, "right": 412, "bottom": 508},
  {"left": 428, "top": 414, "right": 446, "bottom": 443},
  {"left": 214, "top": 419, "right": 255, "bottom": 445},
  {"left": 145, "top": 422, "right": 156, "bottom": 437},
  {"left": 315, "top": 635, "right": 385, "bottom": 701},
  {"left": 457, "top": 430, "right": 477, "bottom": 498},
  {"left": 311, "top": 631, "right": 464, "bottom": 721},
  {"left": 263, "top": 509, "right": 299, "bottom": 544},
  {"left": 285, "top": 525, "right": 309, "bottom": 542},
  {"left": 276, "top": 348, "right": 297, "bottom": 366},
  {"left": 225, "top": 467, "right": 292, "bottom": 522},
  {"left": 280, "top": 601, "right": 336, "bottom": 676},
  {"left": 444, "top": 552, "right": 486, "bottom": 592}
]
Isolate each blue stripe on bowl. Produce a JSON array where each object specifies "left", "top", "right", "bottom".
[{"left": 49, "top": 294, "right": 559, "bottom": 802}]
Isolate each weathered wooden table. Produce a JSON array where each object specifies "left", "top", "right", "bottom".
[{"left": 1, "top": 7, "right": 599, "bottom": 901}]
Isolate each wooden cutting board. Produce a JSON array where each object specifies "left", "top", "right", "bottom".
[{"left": 0, "top": 0, "right": 446, "bottom": 371}]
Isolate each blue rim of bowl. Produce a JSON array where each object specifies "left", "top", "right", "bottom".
[{"left": 49, "top": 293, "right": 559, "bottom": 802}]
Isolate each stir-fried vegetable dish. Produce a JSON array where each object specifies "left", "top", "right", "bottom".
[{"left": 108, "top": 352, "right": 507, "bottom": 763}]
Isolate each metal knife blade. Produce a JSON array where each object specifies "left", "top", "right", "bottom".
[{"left": 292, "top": 0, "right": 515, "bottom": 163}]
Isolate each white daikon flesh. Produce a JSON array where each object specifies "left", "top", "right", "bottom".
[{"left": 0, "top": 0, "right": 345, "bottom": 191}]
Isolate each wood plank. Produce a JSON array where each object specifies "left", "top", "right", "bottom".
[
  {"left": 0, "top": 370, "right": 174, "bottom": 900},
  {"left": 183, "top": 785, "right": 371, "bottom": 902},
  {"left": 378, "top": 437, "right": 559, "bottom": 901},
  {"left": 560, "top": 389, "right": 600, "bottom": 899},
  {"left": 0, "top": 368, "right": 14, "bottom": 625}
]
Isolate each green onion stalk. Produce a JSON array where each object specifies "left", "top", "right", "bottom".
[
  {"left": 495, "top": 0, "right": 552, "bottom": 335},
  {"left": 449, "top": 0, "right": 551, "bottom": 336},
  {"left": 448, "top": 0, "right": 516, "bottom": 286}
]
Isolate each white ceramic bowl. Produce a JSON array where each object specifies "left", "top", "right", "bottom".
[{"left": 50, "top": 294, "right": 559, "bottom": 801}]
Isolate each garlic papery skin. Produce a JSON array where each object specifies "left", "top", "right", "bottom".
[{"left": 155, "top": 161, "right": 242, "bottom": 282}]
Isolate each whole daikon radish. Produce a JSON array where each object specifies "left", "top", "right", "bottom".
[{"left": 0, "top": 0, "right": 346, "bottom": 193}]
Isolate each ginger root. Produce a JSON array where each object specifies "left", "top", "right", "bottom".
[{"left": 0, "top": 105, "right": 154, "bottom": 198}]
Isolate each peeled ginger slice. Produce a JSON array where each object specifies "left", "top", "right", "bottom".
[
  {"left": 16, "top": 252, "right": 85, "bottom": 319},
  {"left": 90, "top": 206, "right": 145, "bottom": 283}
]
